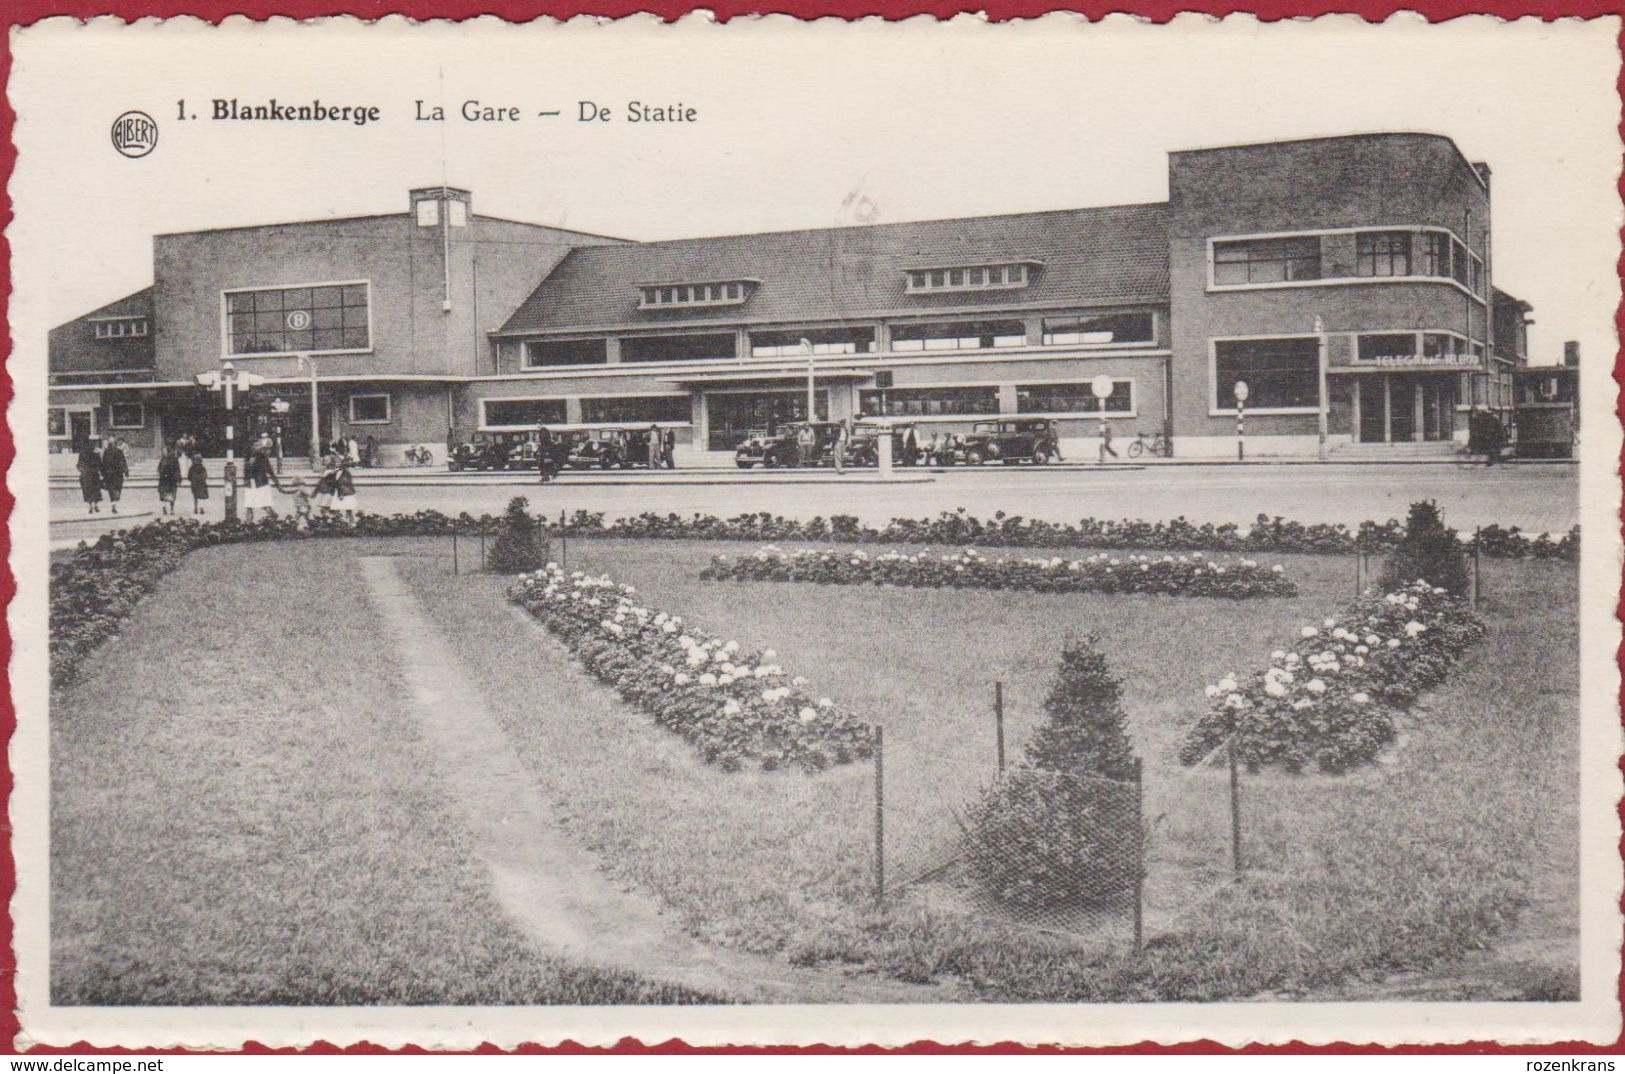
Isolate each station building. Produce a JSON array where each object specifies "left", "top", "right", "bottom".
[{"left": 48, "top": 132, "right": 1529, "bottom": 465}]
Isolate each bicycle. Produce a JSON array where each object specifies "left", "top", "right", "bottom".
[
  {"left": 403, "top": 444, "right": 434, "bottom": 466},
  {"left": 1126, "top": 430, "right": 1170, "bottom": 459}
]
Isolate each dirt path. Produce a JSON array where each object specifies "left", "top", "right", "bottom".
[{"left": 359, "top": 556, "right": 948, "bottom": 1004}]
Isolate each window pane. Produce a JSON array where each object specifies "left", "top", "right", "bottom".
[
  {"left": 1214, "top": 337, "right": 1320, "bottom": 408},
  {"left": 580, "top": 395, "right": 691, "bottom": 424},
  {"left": 485, "top": 398, "right": 568, "bottom": 426},
  {"left": 857, "top": 386, "right": 999, "bottom": 417},
  {"left": 1358, "top": 333, "right": 1416, "bottom": 360},
  {"left": 890, "top": 320, "right": 1025, "bottom": 352},
  {"left": 1042, "top": 312, "right": 1153, "bottom": 346},
  {"left": 351, "top": 395, "right": 389, "bottom": 422},
  {"left": 1017, "top": 381, "right": 1132, "bottom": 413},
  {"left": 227, "top": 283, "right": 370, "bottom": 354}
]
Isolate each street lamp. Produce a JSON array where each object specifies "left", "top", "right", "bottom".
[
  {"left": 1233, "top": 380, "right": 1250, "bottom": 462},
  {"left": 293, "top": 353, "right": 320, "bottom": 469},
  {"left": 195, "top": 361, "right": 264, "bottom": 520},
  {"left": 1090, "top": 373, "right": 1116, "bottom": 465},
  {"left": 270, "top": 397, "right": 291, "bottom": 474}
]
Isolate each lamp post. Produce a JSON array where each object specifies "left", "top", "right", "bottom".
[
  {"left": 1233, "top": 380, "right": 1250, "bottom": 462},
  {"left": 195, "top": 362, "right": 264, "bottom": 520},
  {"left": 1314, "top": 316, "right": 1329, "bottom": 461},
  {"left": 270, "top": 397, "right": 290, "bottom": 474},
  {"left": 294, "top": 353, "right": 320, "bottom": 469},
  {"left": 801, "top": 337, "right": 816, "bottom": 422},
  {"left": 1090, "top": 373, "right": 1115, "bottom": 465}
]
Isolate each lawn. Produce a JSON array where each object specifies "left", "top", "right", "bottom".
[
  {"left": 49, "top": 537, "right": 716, "bottom": 1005},
  {"left": 399, "top": 536, "right": 1581, "bottom": 1001},
  {"left": 51, "top": 531, "right": 1579, "bottom": 1004}
]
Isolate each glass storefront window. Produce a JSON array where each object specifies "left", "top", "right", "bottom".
[
  {"left": 1213, "top": 338, "right": 1320, "bottom": 409},
  {"left": 580, "top": 395, "right": 691, "bottom": 424}
]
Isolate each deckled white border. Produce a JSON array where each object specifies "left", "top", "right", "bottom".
[{"left": 8, "top": 11, "right": 1622, "bottom": 1049}]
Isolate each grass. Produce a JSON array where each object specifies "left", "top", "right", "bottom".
[
  {"left": 402, "top": 536, "right": 1580, "bottom": 1000},
  {"left": 50, "top": 537, "right": 717, "bottom": 1005},
  {"left": 52, "top": 532, "right": 1579, "bottom": 1004}
]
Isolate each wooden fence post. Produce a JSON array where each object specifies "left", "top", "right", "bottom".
[
  {"left": 994, "top": 681, "right": 1006, "bottom": 774},
  {"left": 873, "top": 725, "right": 885, "bottom": 910}
]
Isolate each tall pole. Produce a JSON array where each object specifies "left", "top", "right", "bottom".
[
  {"left": 1236, "top": 400, "right": 1245, "bottom": 462},
  {"left": 222, "top": 369, "right": 238, "bottom": 521},
  {"left": 1316, "top": 316, "right": 1329, "bottom": 461},
  {"left": 803, "top": 339, "right": 816, "bottom": 422}
]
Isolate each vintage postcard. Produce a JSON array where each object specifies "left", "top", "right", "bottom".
[{"left": 7, "top": 12, "right": 1621, "bottom": 1050}]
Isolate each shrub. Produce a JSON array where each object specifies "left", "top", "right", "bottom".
[
  {"left": 1378, "top": 500, "right": 1471, "bottom": 597},
  {"left": 963, "top": 637, "right": 1141, "bottom": 909},
  {"left": 487, "top": 496, "right": 550, "bottom": 574}
]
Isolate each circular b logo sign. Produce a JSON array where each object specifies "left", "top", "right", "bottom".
[
  {"left": 110, "top": 111, "right": 158, "bottom": 158},
  {"left": 286, "top": 310, "right": 312, "bottom": 330}
]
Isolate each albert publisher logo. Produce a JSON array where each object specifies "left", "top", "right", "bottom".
[{"left": 110, "top": 111, "right": 158, "bottom": 158}]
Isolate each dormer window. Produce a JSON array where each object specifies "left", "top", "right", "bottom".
[
  {"left": 638, "top": 280, "right": 756, "bottom": 309},
  {"left": 92, "top": 317, "right": 149, "bottom": 340},
  {"left": 904, "top": 261, "right": 1038, "bottom": 294}
]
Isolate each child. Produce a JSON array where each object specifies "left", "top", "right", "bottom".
[
  {"left": 331, "top": 457, "right": 358, "bottom": 523},
  {"left": 186, "top": 454, "right": 209, "bottom": 515},
  {"left": 285, "top": 475, "right": 312, "bottom": 531}
]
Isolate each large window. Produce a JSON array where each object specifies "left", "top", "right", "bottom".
[
  {"left": 858, "top": 385, "right": 1000, "bottom": 417},
  {"left": 750, "top": 327, "right": 875, "bottom": 357},
  {"left": 483, "top": 398, "right": 568, "bottom": 428},
  {"left": 1357, "top": 333, "right": 1416, "bottom": 362},
  {"left": 348, "top": 393, "right": 391, "bottom": 424},
  {"left": 580, "top": 395, "right": 691, "bottom": 424},
  {"left": 524, "top": 339, "right": 608, "bottom": 368},
  {"left": 638, "top": 282, "right": 752, "bottom": 309},
  {"left": 890, "top": 320, "right": 1026, "bottom": 353},
  {"left": 621, "top": 333, "right": 737, "bottom": 363},
  {"left": 1212, "top": 237, "right": 1322, "bottom": 285},
  {"left": 226, "top": 282, "right": 370, "bottom": 356},
  {"left": 1418, "top": 232, "right": 1451, "bottom": 277},
  {"left": 1356, "top": 232, "right": 1411, "bottom": 277},
  {"left": 1213, "top": 338, "right": 1321, "bottom": 410},
  {"left": 1016, "top": 380, "right": 1133, "bottom": 415},
  {"left": 108, "top": 401, "right": 146, "bottom": 429},
  {"left": 1041, "top": 313, "right": 1154, "bottom": 346},
  {"left": 93, "top": 318, "right": 149, "bottom": 340}
]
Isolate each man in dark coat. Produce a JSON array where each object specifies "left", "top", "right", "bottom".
[{"left": 77, "top": 443, "right": 104, "bottom": 514}]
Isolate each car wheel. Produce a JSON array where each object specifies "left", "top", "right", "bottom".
[
  {"left": 1031, "top": 449, "right": 1050, "bottom": 465},
  {"left": 967, "top": 449, "right": 985, "bottom": 465}
]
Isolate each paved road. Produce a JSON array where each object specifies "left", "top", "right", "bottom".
[{"left": 49, "top": 463, "right": 1578, "bottom": 545}]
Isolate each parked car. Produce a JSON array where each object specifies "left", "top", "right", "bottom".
[
  {"left": 954, "top": 419, "right": 1061, "bottom": 465},
  {"left": 734, "top": 426, "right": 801, "bottom": 469},
  {"left": 846, "top": 422, "right": 920, "bottom": 466}
]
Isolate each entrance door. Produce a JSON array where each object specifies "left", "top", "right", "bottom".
[
  {"left": 68, "top": 411, "right": 95, "bottom": 452},
  {"left": 706, "top": 390, "right": 829, "bottom": 451},
  {"left": 1389, "top": 376, "right": 1417, "bottom": 442},
  {"left": 1357, "top": 378, "right": 1386, "bottom": 444}
]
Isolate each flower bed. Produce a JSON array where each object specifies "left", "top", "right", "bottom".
[
  {"left": 552, "top": 509, "right": 1580, "bottom": 561},
  {"left": 1179, "top": 581, "right": 1488, "bottom": 774},
  {"left": 699, "top": 546, "right": 1297, "bottom": 599},
  {"left": 509, "top": 566, "right": 873, "bottom": 772}
]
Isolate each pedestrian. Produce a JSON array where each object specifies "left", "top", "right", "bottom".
[
  {"left": 242, "top": 439, "right": 277, "bottom": 522},
  {"left": 647, "top": 424, "right": 662, "bottom": 469},
  {"left": 313, "top": 455, "right": 337, "bottom": 516},
  {"left": 663, "top": 428, "right": 676, "bottom": 469},
  {"left": 332, "top": 456, "right": 359, "bottom": 522},
  {"left": 346, "top": 435, "right": 361, "bottom": 467},
  {"left": 797, "top": 423, "right": 816, "bottom": 468},
  {"left": 77, "top": 441, "right": 104, "bottom": 514},
  {"left": 99, "top": 437, "right": 129, "bottom": 513},
  {"left": 156, "top": 445, "right": 182, "bottom": 516},
  {"left": 365, "top": 435, "right": 378, "bottom": 468},
  {"left": 536, "top": 424, "right": 554, "bottom": 483},
  {"left": 186, "top": 453, "right": 210, "bottom": 514},
  {"left": 834, "top": 422, "right": 849, "bottom": 475},
  {"left": 904, "top": 426, "right": 919, "bottom": 466},
  {"left": 1100, "top": 418, "right": 1119, "bottom": 459}
]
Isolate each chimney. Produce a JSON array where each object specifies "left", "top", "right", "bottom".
[{"left": 1564, "top": 341, "right": 1580, "bottom": 368}]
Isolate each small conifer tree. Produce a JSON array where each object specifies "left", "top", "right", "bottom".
[
  {"left": 963, "top": 635, "right": 1141, "bottom": 908},
  {"left": 1378, "top": 499, "right": 1471, "bottom": 596},
  {"left": 487, "top": 496, "right": 550, "bottom": 574}
]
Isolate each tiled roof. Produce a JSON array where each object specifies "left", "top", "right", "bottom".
[{"left": 499, "top": 203, "right": 1169, "bottom": 335}]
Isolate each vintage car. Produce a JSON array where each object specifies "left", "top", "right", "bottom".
[
  {"left": 566, "top": 429, "right": 661, "bottom": 469},
  {"left": 845, "top": 422, "right": 923, "bottom": 467},
  {"left": 952, "top": 419, "right": 1061, "bottom": 465},
  {"left": 734, "top": 425, "right": 803, "bottom": 468},
  {"left": 446, "top": 432, "right": 516, "bottom": 471}
]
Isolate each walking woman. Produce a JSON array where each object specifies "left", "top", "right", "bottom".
[
  {"left": 156, "top": 445, "right": 182, "bottom": 516},
  {"left": 186, "top": 453, "right": 210, "bottom": 515},
  {"left": 313, "top": 455, "right": 337, "bottom": 516},
  {"left": 100, "top": 437, "right": 129, "bottom": 513},
  {"left": 77, "top": 441, "right": 104, "bottom": 514}
]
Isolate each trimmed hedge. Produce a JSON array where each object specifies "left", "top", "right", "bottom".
[{"left": 700, "top": 546, "right": 1298, "bottom": 599}]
